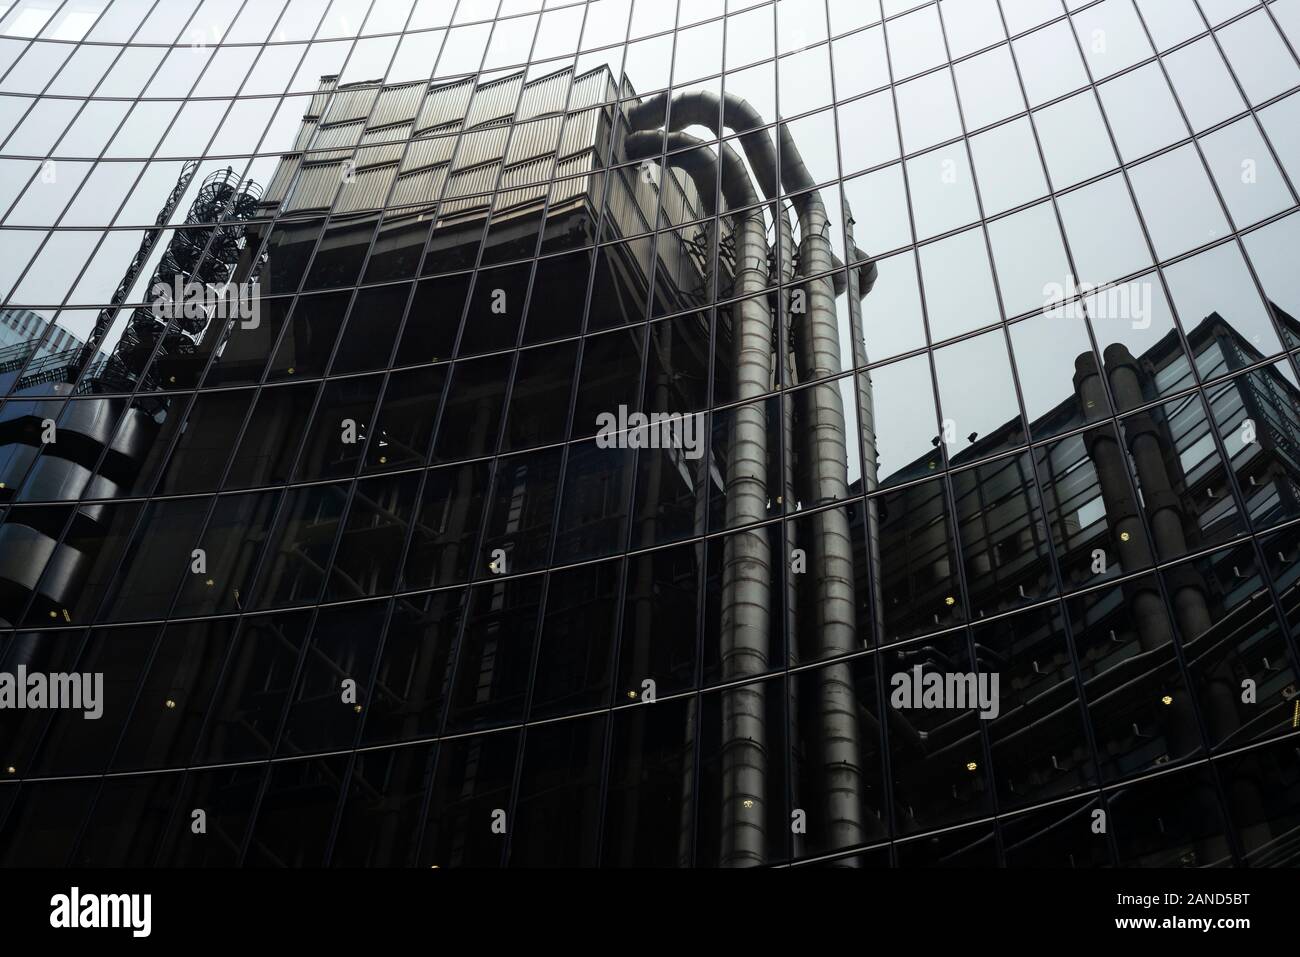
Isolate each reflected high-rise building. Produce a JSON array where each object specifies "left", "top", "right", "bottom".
[{"left": 1, "top": 0, "right": 1299, "bottom": 870}]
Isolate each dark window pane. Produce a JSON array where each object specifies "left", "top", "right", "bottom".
[
  {"left": 361, "top": 590, "right": 464, "bottom": 747},
  {"left": 420, "top": 729, "right": 518, "bottom": 868},
  {"left": 602, "top": 695, "right": 696, "bottom": 867},
  {"left": 510, "top": 714, "right": 606, "bottom": 867},
  {"left": 445, "top": 574, "right": 542, "bottom": 732}
]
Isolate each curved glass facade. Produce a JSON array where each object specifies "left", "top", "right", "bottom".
[{"left": 0, "top": 0, "right": 1299, "bottom": 868}]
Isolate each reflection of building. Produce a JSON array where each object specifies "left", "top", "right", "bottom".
[
  {"left": 2, "top": 33, "right": 1299, "bottom": 870},
  {"left": 0, "top": 308, "right": 90, "bottom": 392},
  {"left": 0, "top": 309, "right": 81, "bottom": 355},
  {"left": 872, "top": 309, "right": 1300, "bottom": 866},
  {"left": 0, "top": 162, "right": 260, "bottom": 627}
]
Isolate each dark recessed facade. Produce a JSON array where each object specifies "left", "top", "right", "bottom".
[{"left": 0, "top": 0, "right": 1299, "bottom": 869}]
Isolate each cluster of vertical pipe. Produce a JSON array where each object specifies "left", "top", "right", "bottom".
[
  {"left": 1074, "top": 344, "right": 1263, "bottom": 861},
  {"left": 623, "top": 89, "right": 879, "bottom": 863}
]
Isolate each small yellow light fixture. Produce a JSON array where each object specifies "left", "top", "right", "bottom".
[
  {"left": 742, "top": 799, "right": 755, "bottom": 808},
  {"left": 966, "top": 761, "right": 978, "bottom": 772},
  {"left": 354, "top": 704, "right": 363, "bottom": 713},
  {"left": 205, "top": 578, "right": 215, "bottom": 587},
  {"left": 165, "top": 699, "right": 176, "bottom": 709},
  {"left": 1161, "top": 694, "right": 1173, "bottom": 706},
  {"left": 5, "top": 766, "right": 15, "bottom": 774},
  {"left": 626, "top": 690, "right": 638, "bottom": 700},
  {"left": 1120, "top": 531, "right": 1131, "bottom": 542},
  {"left": 49, "top": 610, "right": 57, "bottom": 619},
  {"left": 286, "top": 366, "right": 295, "bottom": 374},
  {"left": 379, "top": 456, "right": 387, "bottom": 464},
  {"left": 944, "top": 596, "right": 956, "bottom": 606}
]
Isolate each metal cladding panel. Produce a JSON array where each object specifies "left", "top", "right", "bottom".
[
  {"left": 517, "top": 67, "right": 573, "bottom": 120},
  {"left": 335, "top": 164, "right": 397, "bottom": 213},
  {"left": 443, "top": 161, "right": 500, "bottom": 200},
  {"left": 284, "top": 163, "right": 343, "bottom": 211},
  {"left": 321, "top": 85, "right": 379, "bottom": 124},
  {"left": 361, "top": 122, "right": 414, "bottom": 144},
  {"left": 292, "top": 118, "right": 321, "bottom": 152},
  {"left": 465, "top": 74, "right": 523, "bottom": 127},
  {"left": 555, "top": 150, "right": 598, "bottom": 180},
  {"left": 501, "top": 154, "right": 555, "bottom": 190},
  {"left": 371, "top": 81, "right": 425, "bottom": 126},
  {"left": 355, "top": 128, "right": 410, "bottom": 168},
  {"left": 604, "top": 172, "right": 647, "bottom": 239},
  {"left": 506, "top": 116, "right": 563, "bottom": 166},
  {"left": 558, "top": 109, "right": 603, "bottom": 160},
  {"left": 570, "top": 68, "right": 618, "bottom": 111},
  {"left": 661, "top": 164, "right": 705, "bottom": 227},
  {"left": 304, "top": 120, "right": 365, "bottom": 154},
  {"left": 439, "top": 191, "right": 492, "bottom": 218},
  {"left": 355, "top": 143, "right": 406, "bottom": 168},
  {"left": 625, "top": 163, "right": 663, "bottom": 230},
  {"left": 390, "top": 165, "right": 448, "bottom": 209},
  {"left": 417, "top": 77, "right": 474, "bottom": 132},
  {"left": 401, "top": 133, "right": 458, "bottom": 172},
  {"left": 264, "top": 154, "right": 302, "bottom": 205},
  {"left": 493, "top": 183, "right": 548, "bottom": 213},
  {"left": 452, "top": 125, "right": 510, "bottom": 171},
  {"left": 495, "top": 156, "right": 554, "bottom": 209},
  {"left": 306, "top": 76, "right": 338, "bottom": 118}
]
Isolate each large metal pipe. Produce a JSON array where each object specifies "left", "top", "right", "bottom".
[
  {"left": 1104, "top": 345, "right": 1263, "bottom": 852},
  {"left": 843, "top": 202, "right": 884, "bottom": 649},
  {"left": 1073, "top": 352, "right": 1204, "bottom": 766},
  {"left": 625, "top": 91, "right": 871, "bottom": 854},
  {"left": 623, "top": 130, "right": 771, "bottom": 866}
]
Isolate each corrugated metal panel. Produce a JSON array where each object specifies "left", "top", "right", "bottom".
[
  {"left": 630, "top": 164, "right": 661, "bottom": 225},
  {"left": 354, "top": 141, "right": 405, "bottom": 168},
  {"left": 556, "top": 150, "right": 598, "bottom": 180},
  {"left": 354, "top": 123, "right": 413, "bottom": 168},
  {"left": 439, "top": 187, "right": 492, "bottom": 218},
  {"left": 303, "top": 119, "right": 364, "bottom": 158},
  {"left": 306, "top": 76, "right": 337, "bottom": 119},
  {"left": 570, "top": 69, "right": 618, "bottom": 111},
  {"left": 293, "top": 118, "right": 320, "bottom": 152},
  {"left": 603, "top": 164, "right": 662, "bottom": 239},
  {"left": 371, "top": 81, "right": 425, "bottom": 127},
  {"left": 322, "top": 85, "right": 379, "bottom": 124},
  {"left": 417, "top": 77, "right": 473, "bottom": 132},
  {"left": 390, "top": 165, "right": 447, "bottom": 209},
  {"left": 502, "top": 154, "right": 554, "bottom": 189},
  {"left": 335, "top": 164, "right": 397, "bottom": 213},
  {"left": 263, "top": 154, "right": 302, "bottom": 206},
  {"left": 559, "top": 108, "right": 603, "bottom": 160},
  {"left": 443, "top": 161, "right": 499, "bottom": 199},
  {"left": 284, "top": 163, "right": 343, "bottom": 212},
  {"left": 549, "top": 173, "right": 588, "bottom": 207},
  {"left": 401, "top": 133, "right": 457, "bottom": 172},
  {"left": 659, "top": 171, "right": 686, "bottom": 226},
  {"left": 517, "top": 66, "right": 573, "bottom": 120},
  {"left": 493, "top": 179, "right": 548, "bottom": 213},
  {"left": 659, "top": 165, "right": 706, "bottom": 227},
  {"left": 505, "top": 115, "right": 562, "bottom": 165},
  {"left": 465, "top": 74, "right": 522, "bottom": 127},
  {"left": 361, "top": 122, "right": 412, "bottom": 144},
  {"left": 451, "top": 124, "right": 509, "bottom": 170}
]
